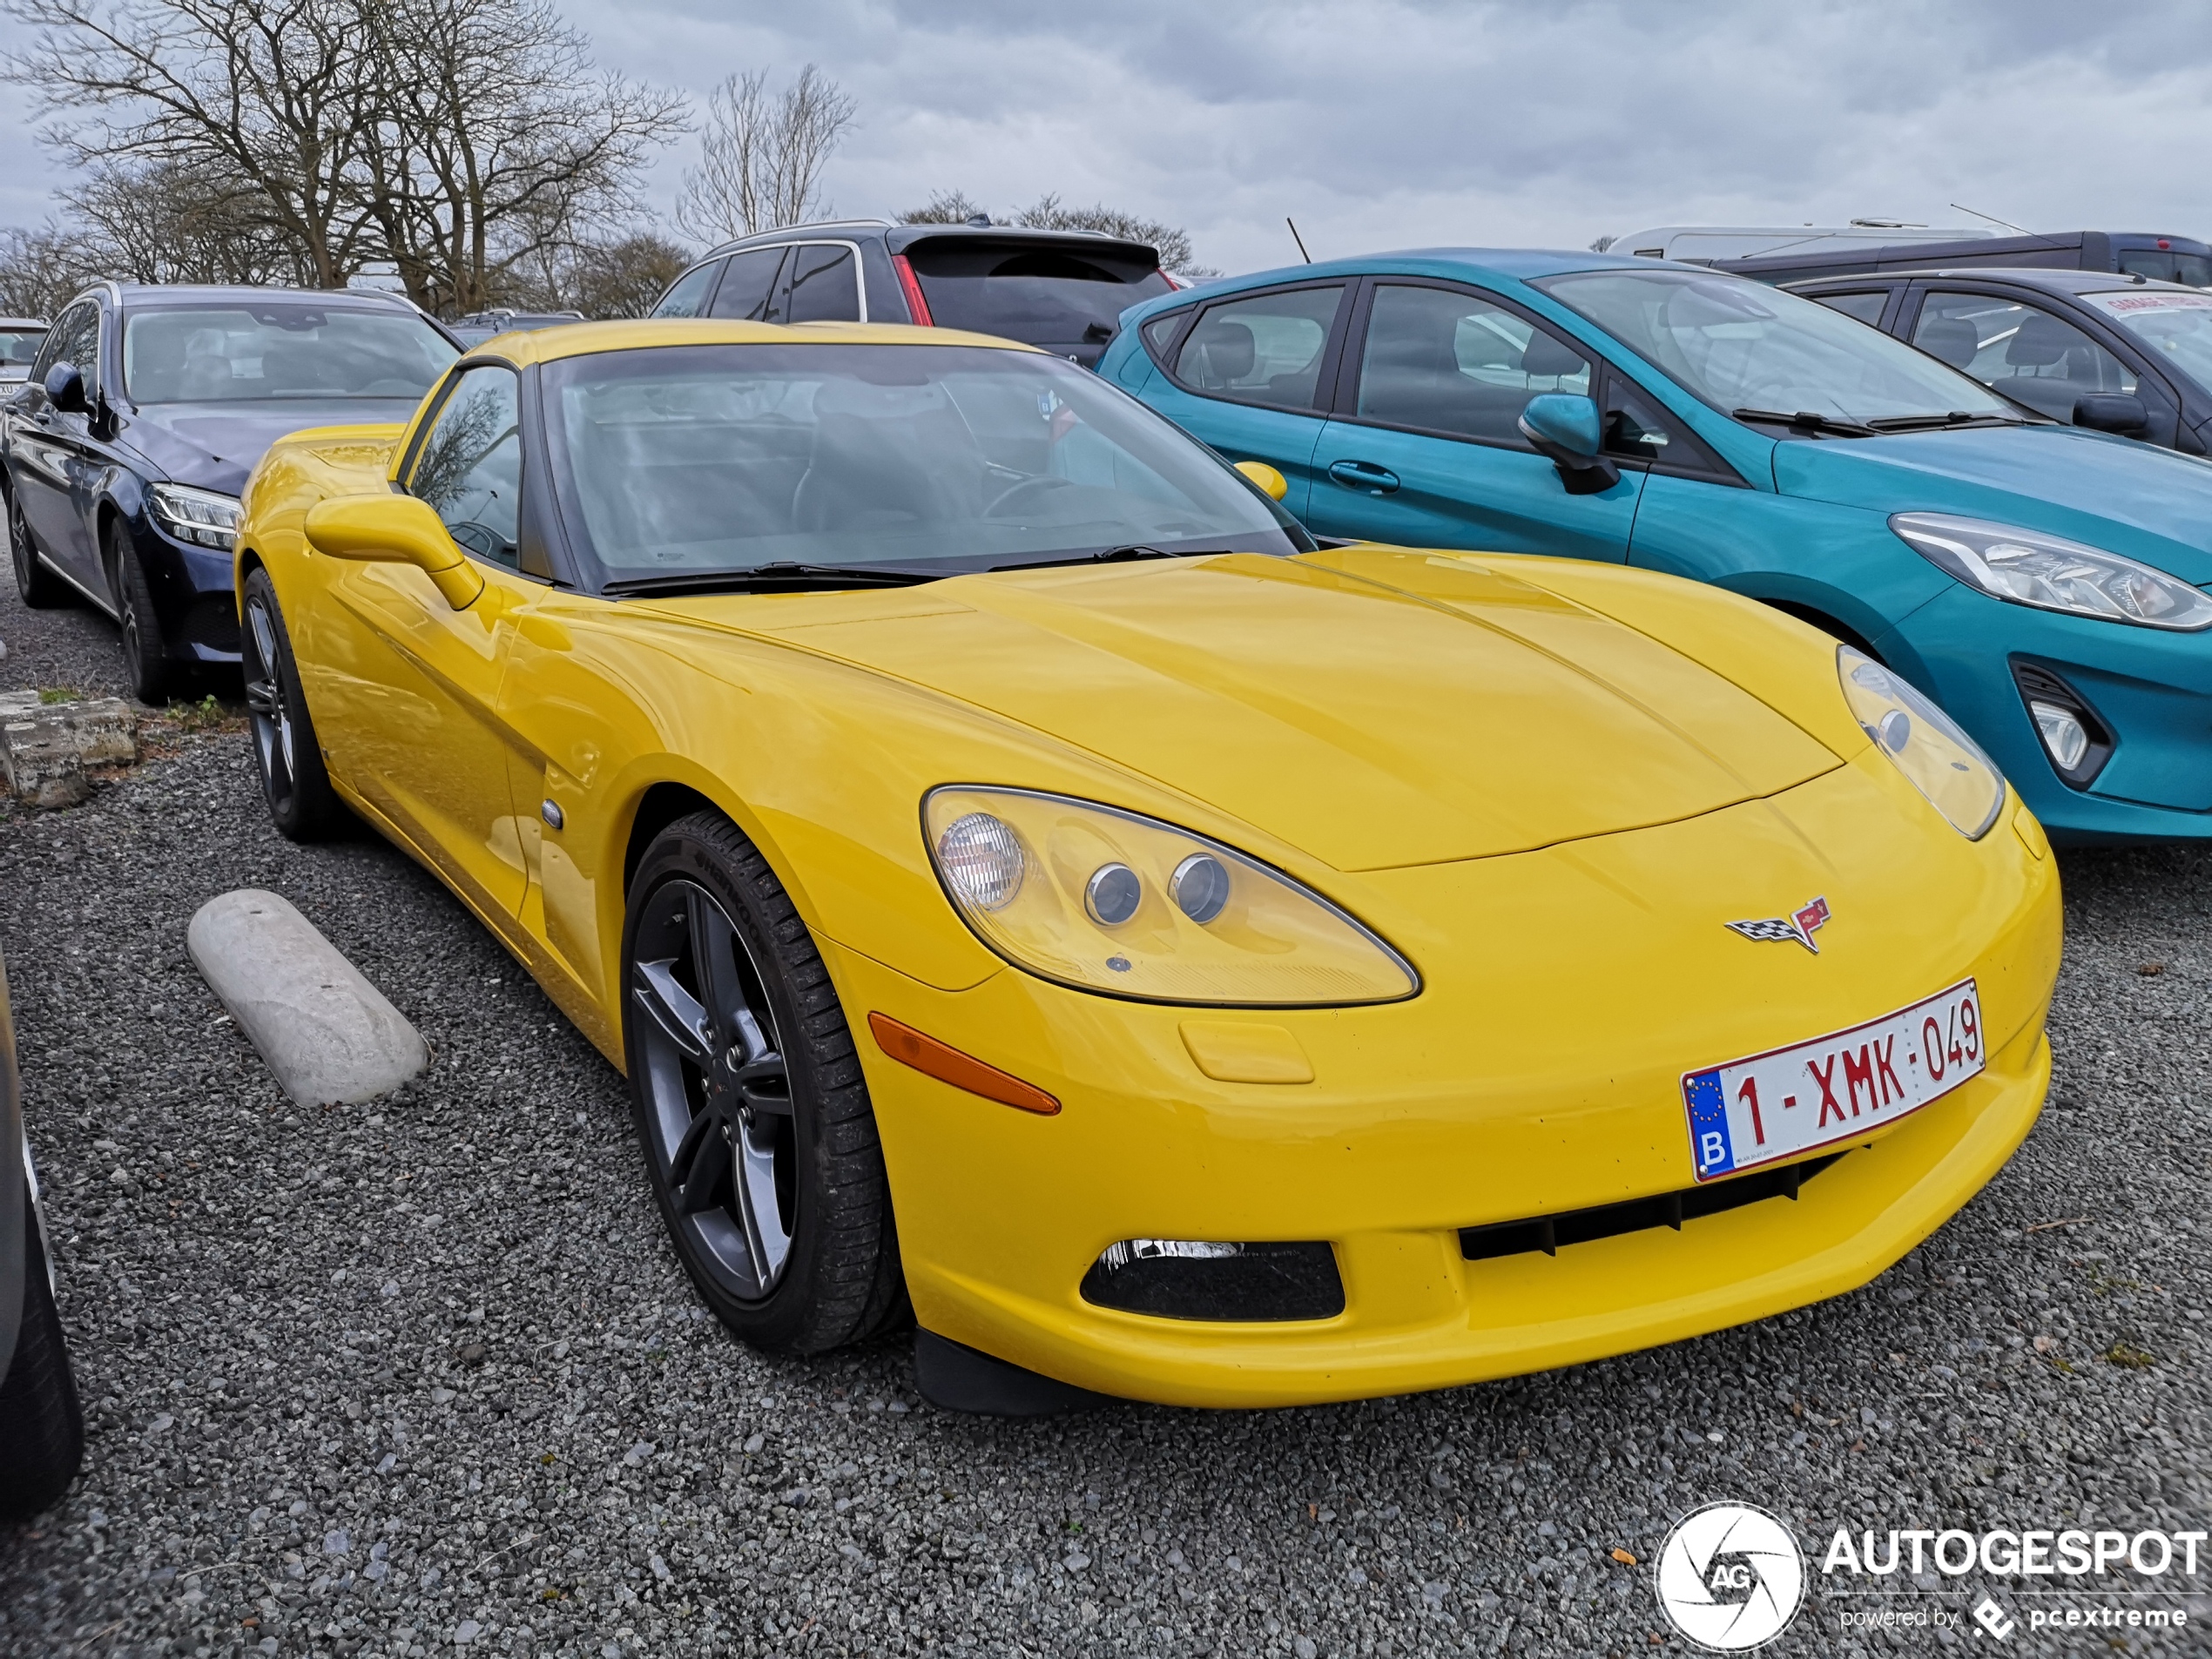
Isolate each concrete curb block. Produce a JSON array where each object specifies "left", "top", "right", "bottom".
[
  {"left": 188, "top": 889, "right": 428, "bottom": 1107},
  {"left": 0, "top": 691, "right": 138, "bottom": 808}
]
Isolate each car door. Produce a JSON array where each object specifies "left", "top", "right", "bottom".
[
  {"left": 1903, "top": 285, "right": 2180, "bottom": 445},
  {"left": 1305, "top": 279, "right": 1642, "bottom": 558},
  {"left": 310, "top": 363, "right": 540, "bottom": 919},
  {"left": 9, "top": 300, "right": 104, "bottom": 596},
  {"left": 1133, "top": 281, "right": 1350, "bottom": 522}
]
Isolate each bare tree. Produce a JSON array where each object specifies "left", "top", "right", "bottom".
[
  {"left": 498, "top": 231, "right": 691, "bottom": 319},
  {"left": 356, "top": 0, "right": 686, "bottom": 316},
  {"left": 900, "top": 189, "right": 987, "bottom": 226},
  {"left": 4, "top": 0, "right": 381, "bottom": 288},
  {"left": 0, "top": 224, "right": 109, "bottom": 316},
  {"left": 69, "top": 156, "right": 314, "bottom": 285},
  {"left": 677, "top": 64, "right": 855, "bottom": 245}
]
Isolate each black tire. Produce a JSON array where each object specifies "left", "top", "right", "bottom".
[
  {"left": 0, "top": 1204, "right": 84, "bottom": 1521},
  {"left": 622, "top": 810, "right": 905, "bottom": 1354},
  {"left": 105, "top": 517, "right": 168, "bottom": 703},
  {"left": 239, "top": 566, "right": 342, "bottom": 841},
  {"left": 6, "top": 488, "right": 66, "bottom": 609}
]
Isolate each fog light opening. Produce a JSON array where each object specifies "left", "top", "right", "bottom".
[
  {"left": 2028, "top": 701, "right": 2089, "bottom": 772},
  {"left": 1080, "top": 1238, "right": 1345, "bottom": 1322},
  {"left": 1096, "top": 1238, "right": 1243, "bottom": 1273}
]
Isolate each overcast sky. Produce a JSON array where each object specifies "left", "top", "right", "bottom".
[{"left": 4, "top": 0, "right": 2211, "bottom": 277}]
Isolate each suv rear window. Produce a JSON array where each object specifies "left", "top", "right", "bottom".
[{"left": 905, "top": 238, "right": 1171, "bottom": 360}]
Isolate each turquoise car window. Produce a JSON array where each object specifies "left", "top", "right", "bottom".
[
  {"left": 1912, "top": 293, "right": 2134, "bottom": 423},
  {"left": 2085, "top": 288, "right": 2212, "bottom": 391},
  {"left": 544, "top": 342, "right": 1311, "bottom": 582},
  {"left": 1174, "top": 286, "right": 1344, "bottom": 408},
  {"left": 1356, "top": 284, "right": 1588, "bottom": 445},
  {"left": 408, "top": 364, "right": 523, "bottom": 570},
  {"left": 1536, "top": 268, "right": 2014, "bottom": 425}
]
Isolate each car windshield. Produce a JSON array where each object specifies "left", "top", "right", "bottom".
[
  {"left": 0, "top": 328, "right": 44, "bottom": 366},
  {"left": 122, "top": 303, "right": 455, "bottom": 403},
  {"left": 1534, "top": 267, "right": 2016, "bottom": 426},
  {"left": 2084, "top": 289, "right": 2212, "bottom": 389},
  {"left": 543, "top": 342, "right": 1309, "bottom": 584}
]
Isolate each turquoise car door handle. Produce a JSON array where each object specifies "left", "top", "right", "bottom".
[{"left": 1328, "top": 460, "right": 1399, "bottom": 495}]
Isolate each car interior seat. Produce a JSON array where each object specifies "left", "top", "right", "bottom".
[
  {"left": 792, "top": 393, "right": 986, "bottom": 533},
  {"left": 1915, "top": 315, "right": 1983, "bottom": 371},
  {"left": 1183, "top": 320, "right": 1256, "bottom": 391}
]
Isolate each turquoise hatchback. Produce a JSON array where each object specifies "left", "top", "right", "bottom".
[{"left": 1097, "top": 252, "right": 2212, "bottom": 845}]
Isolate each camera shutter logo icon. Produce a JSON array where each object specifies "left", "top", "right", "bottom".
[{"left": 1655, "top": 1501, "right": 1807, "bottom": 1651}]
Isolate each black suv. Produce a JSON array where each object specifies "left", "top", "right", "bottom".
[
  {"left": 3, "top": 284, "right": 459, "bottom": 699},
  {"left": 650, "top": 219, "right": 1179, "bottom": 367},
  {"left": 1790, "top": 267, "right": 2212, "bottom": 455}
]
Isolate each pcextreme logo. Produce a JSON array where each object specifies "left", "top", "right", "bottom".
[{"left": 1655, "top": 1502, "right": 1807, "bottom": 1651}]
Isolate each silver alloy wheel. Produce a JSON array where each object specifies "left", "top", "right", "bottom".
[
  {"left": 240, "top": 596, "right": 296, "bottom": 809},
  {"left": 631, "top": 878, "right": 796, "bottom": 1300}
]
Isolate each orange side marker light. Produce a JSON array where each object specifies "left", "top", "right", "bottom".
[{"left": 867, "top": 1013, "right": 1061, "bottom": 1116}]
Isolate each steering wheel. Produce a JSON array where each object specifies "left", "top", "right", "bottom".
[{"left": 983, "top": 475, "right": 1077, "bottom": 518}]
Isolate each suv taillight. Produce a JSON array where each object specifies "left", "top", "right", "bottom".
[{"left": 891, "top": 254, "right": 933, "bottom": 326}]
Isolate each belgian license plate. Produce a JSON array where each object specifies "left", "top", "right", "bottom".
[{"left": 1682, "top": 980, "right": 1985, "bottom": 1182}]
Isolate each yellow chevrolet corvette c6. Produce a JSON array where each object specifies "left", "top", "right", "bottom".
[{"left": 232, "top": 319, "right": 2060, "bottom": 1411}]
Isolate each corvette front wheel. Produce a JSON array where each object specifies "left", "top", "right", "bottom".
[{"left": 622, "top": 810, "right": 906, "bottom": 1354}]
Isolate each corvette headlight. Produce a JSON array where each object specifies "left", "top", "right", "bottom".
[
  {"left": 1892, "top": 511, "right": 2212, "bottom": 631},
  {"left": 150, "top": 482, "right": 242, "bottom": 551},
  {"left": 924, "top": 786, "right": 1418, "bottom": 1006},
  {"left": 1837, "top": 647, "right": 2006, "bottom": 840}
]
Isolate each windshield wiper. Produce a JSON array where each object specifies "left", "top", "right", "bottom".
[
  {"left": 1862, "top": 410, "right": 2027, "bottom": 432},
  {"left": 991, "top": 544, "right": 1241, "bottom": 572},
  {"left": 1730, "top": 408, "right": 1878, "bottom": 437},
  {"left": 602, "top": 561, "right": 943, "bottom": 597}
]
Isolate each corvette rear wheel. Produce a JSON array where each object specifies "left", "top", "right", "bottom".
[
  {"left": 240, "top": 567, "right": 342, "bottom": 840},
  {"left": 623, "top": 811, "right": 905, "bottom": 1354}
]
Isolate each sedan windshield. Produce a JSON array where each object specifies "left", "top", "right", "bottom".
[
  {"left": 123, "top": 303, "right": 455, "bottom": 404},
  {"left": 1534, "top": 268, "right": 2016, "bottom": 427},
  {"left": 543, "top": 342, "right": 1309, "bottom": 583},
  {"left": 2084, "top": 289, "right": 2212, "bottom": 390},
  {"left": 0, "top": 328, "right": 44, "bottom": 367}
]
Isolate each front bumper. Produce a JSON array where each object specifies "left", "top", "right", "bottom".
[
  {"left": 130, "top": 510, "right": 241, "bottom": 665},
  {"left": 827, "top": 753, "right": 2061, "bottom": 1408},
  {"left": 1885, "top": 583, "right": 2212, "bottom": 844}
]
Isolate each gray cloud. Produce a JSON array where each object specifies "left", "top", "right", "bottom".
[{"left": 3, "top": 1, "right": 2209, "bottom": 282}]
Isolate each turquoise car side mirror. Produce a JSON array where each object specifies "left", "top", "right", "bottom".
[{"left": 1519, "top": 393, "right": 1622, "bottom": 496}]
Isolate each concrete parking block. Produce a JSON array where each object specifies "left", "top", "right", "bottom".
[
  {"left": 0, "top": 690, "right": 137, "bottom": 808},
  {"left": 187, "top": 888, "right": 428, "bottom": 1107}
]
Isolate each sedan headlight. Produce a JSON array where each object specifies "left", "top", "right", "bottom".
[
  {"left": 1892, "top": 511, "right": 2212, "bottom": 631},
  {"left": 924, "top": 786, "right": 1418, "bottom": 1006},
  {"left": 150, "top": 482, "right": 242, "bottom": 551},
  {"left": 1837, "top": 648, "right": 2006, "bottom": 840}
]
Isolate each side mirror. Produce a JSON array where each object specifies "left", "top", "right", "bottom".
[
  {"left": 2074, "top": 393, "right": 2148, "bottom": 435},
  {"left": 44, "top": 361, "right": 87, "bottom": 415},
  {"left": 1234, "top": 459, "right": 1289, "bottom": 502},
  {"left": 1518, "top": 393, "right": 1621, "bottom": 496},
  {"left": 303, "top": 492, "right": 484, "bottom": 610}
]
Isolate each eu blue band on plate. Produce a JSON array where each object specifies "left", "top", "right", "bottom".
[{"left": 1683, "top": 1069, "right": 1734, "bottom": 1178}]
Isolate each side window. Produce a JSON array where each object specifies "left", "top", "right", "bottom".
[
  {"left": 1172, "top": 285, "right": 1344, "bottom": 408},
  {"left": 707, "top": 248, "right": 788, "bottom": 322},
  {"left": 1141, "top": 309, "right": 1190, "bottom": 362},
  {"left": 1810, "top": 290, "right": 1889, "bottom": 327},
  {"left": 408, "top": 366, "right": 523, "bottom": 569},
  {"left": 651, "top": 259, "right": 725, "bottom": 319},
  {"left": 1354, "top": 283, "right": 1588, "bottom": 445},
  {"left": 783, "top": 245, "right": 860, "bottom": 324},
  {"left": 35, "top": 302, "right": 97, "bottom": 389},
  {"left": 1913, "top": 292, "right": 2135, "bottom": 421}
]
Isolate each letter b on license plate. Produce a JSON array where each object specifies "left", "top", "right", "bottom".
[{"left": 1682, "top": 980, "right": 1984, "bottom": 1181}]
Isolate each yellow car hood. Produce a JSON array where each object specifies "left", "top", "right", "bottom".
[{"left": 717, "top": 547, "right": 1844, "bottom": 872}]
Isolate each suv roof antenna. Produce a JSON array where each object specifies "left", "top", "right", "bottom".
[
  {"left": 1949, "top": 203, "right": 2068, "bottom": 252},
  {"left": 1286, "top": 218, "right": 1312, "bottom": 264}
]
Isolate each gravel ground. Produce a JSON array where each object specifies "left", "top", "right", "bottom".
[{"left": 0, "top": 584, "right": 2205, "bottom": 1657}]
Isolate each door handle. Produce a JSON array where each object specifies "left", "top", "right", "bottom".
[{"left": 1327, "top": 459, "right": 1399, "bottom": 495}]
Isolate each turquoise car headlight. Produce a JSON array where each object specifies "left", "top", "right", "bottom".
[
  {"left": 1838, "top": 648, "right": 2006, "bottom": 840},
  {"left": 1892, "top": 511, "right": 2212, "bottom": 631}
]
